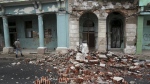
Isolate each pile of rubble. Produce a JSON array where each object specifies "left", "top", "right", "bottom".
[
  {"left": 28, "top": 45, "right": 150, "bottom": 84},
  {"left": 30, "top": 51, "right": 149, "bottom": 84}
]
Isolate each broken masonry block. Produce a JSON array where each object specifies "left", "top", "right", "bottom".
[{"left": 99, "top": 54, "right": 107, "bottom": 59}]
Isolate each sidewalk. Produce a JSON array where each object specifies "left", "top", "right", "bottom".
[
  {"left": 0, "top": 49, "right": 150, "bottom": 61},
  {"left": 0, "top": 49, "right": 56, "bottom": 61}
]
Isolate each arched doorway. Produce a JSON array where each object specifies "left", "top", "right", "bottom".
[
  {"left": 107, "top": 12, "right": 124, "bottom": 51},
  {"left": 79, "top": 12, "right": 98, "bottom": 50},
  {"left": 83, "top": 20, "right": 95, "bottom": 48}
]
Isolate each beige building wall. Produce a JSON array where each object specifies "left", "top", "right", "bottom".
[{"left": 68, "top": 0, "right": 138, "bottom": 54}]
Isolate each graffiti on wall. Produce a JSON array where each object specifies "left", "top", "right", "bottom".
[{"left": 143, "top": 34, "right": 150, "bottom": 41}]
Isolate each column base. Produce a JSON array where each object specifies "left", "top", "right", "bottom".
[
  {"left": 124, "top": 46, "right": 136, "bottom": 54},
  {"left": 97, "top": 45, "right": 107, "bottom": 52},
  {"left": 3, "top": 47, "right": 14, "bottom": 54},
  {"left": 56, "top": 47, "right": 68, "bottom": 54},
  {"left": 37, "top": 47, "right": 47, "bottom": 54}
]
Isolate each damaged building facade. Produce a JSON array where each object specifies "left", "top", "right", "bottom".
[
  {"left": 0, "top": 0, "right": 69, "bottom": 54},
  {"left": 1, "top": 0, "right": 149, "bottom": 54},
  {"left": 68, "top": 0, "right": 138, "bottom": 54}
]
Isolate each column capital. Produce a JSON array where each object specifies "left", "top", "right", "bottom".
[{"left": 57, "top": 11, "right": 66, "bottom": 15}]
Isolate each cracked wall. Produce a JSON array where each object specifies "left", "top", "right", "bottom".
[
  {"left": 4, "top": 3, "right": 58, "bottom": 15},
  {"left": 68, "top": 0, "right": 138, "bottom": 54}
]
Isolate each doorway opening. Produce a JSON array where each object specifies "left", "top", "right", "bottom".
[
  {"left": 79, "top": 12, "right": 98, "bottom": 50},
  {"left": 8, "top": 22, "right": 17, "bottom": 48},
  {"left": 83, "top": 20, "right": 95, "bottom": 48},
  {"left": 110, "top": 19, "right": 123, "bottom": 48},
  {"left": 107, "top": 12, "right": 124, "bottom": 51}
]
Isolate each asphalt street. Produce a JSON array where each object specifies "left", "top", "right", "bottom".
[
  {"left": 0, "top": 60, "right": 58, "bottom": 84},
  {"left": 0, "top": 55, "right": 150, "bottom": 84}
]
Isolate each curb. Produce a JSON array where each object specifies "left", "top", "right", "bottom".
[
  {"left": 0, "top": 57, "right": 15, "bottom": 61},
  {"left": 0, "top": 57, "right": 38, "bottom": 61}
]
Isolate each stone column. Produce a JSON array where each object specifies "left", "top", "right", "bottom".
[
  {"left": 37, "top": 14, "right": 47, "bottom": 54},
  {"left": 124, "top": 23, "right": 137, "bottom": 54},
  {"left": 136, "top": 16, "right": 144, "bottom": 54},
  {"left": 97, "top": 17, "right": 107, "bottom": 52},
  {"left": 69, "top": 18, "right": 79, "bottom": 50},
  {"left": 56, "top": 12, "right": 68, "bottom": 53},
  {"left": 2, "top": 16, "right": 13, "bottom": 54}
]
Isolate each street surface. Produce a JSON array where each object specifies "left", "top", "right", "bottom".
[
  {"left": 0, "top": 51, "right": 150, "bottom": 84},
  {"left": 0, "top": 60, "right": 58, "bottom": 84}
]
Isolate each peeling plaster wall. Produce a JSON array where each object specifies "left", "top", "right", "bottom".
[
  {"left": 68, "top": 0, "right": 137, "bottom": 53},
  {"left": 42, "top": 3, "right": 58, "bottom": 12},
  {"left": 43, "top": 14, "right": 57, "bottom": 49},
  {"left": 124, "top": 24, "right": 136, "bottom": 54},
  {"left": 69, "top": 18, "right": 79, "bottom": 49},
  {"left": 5, "top": 5, "right": 35, "bottom": 15},
  {"left": 8, "top": 14, "right": 57, "bottom": 49},
  {"left": 124, "top": 10, "right": 137, "bottom": 54},
  {"left": 12, "top": 15, "right": 39, "bottom": 48},
  {"left": 0, "top": 0, "right": 29, "bottom": 3},
  {"left": 4, "top": 3, "right": 58, "bottom": 15},
  {"left": 0, "top": 1, "right": 67, "bottom": 50},
  {"left": 68, "top": 0, "right": 108, "bottom": 52}
]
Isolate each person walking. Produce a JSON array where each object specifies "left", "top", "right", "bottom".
[{"left": 14, "top": 39, "right": 24, "bottom": 58}]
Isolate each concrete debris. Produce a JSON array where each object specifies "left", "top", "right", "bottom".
[
  {"left": 76, "top": 53, "right": 85, "bottom": 61},
  {"left": 130, "top": 81, "right": 136, "bottom": 84},
  {"left": 81, "top": 43, "right": 89, "bottom": 54},
  {"left": 26, "top": 77, "right": 30, "bottom": 80},
  {"left": 99, "top": 54, "right": 107, "bottom": 59},
  {"left": 27, "top": 49, "right": 150, "bottom": 84},
  {"left": 11, "top": 62, "right": 16, "bottom": 66},
  {"left": 16, "top": 62, "right": 21, "bottom": 65},
  {"left": 100, "top": 62, "right": 106, "bottom": 67},
  {"left": 113, "top": 76, "right": 123, "bottom": 82},
  {"left": 11, "top": 62, "right": 21, "bottom": 66},
  {"left": 146, "top": 63, "right": 150, "bottom": 67}
]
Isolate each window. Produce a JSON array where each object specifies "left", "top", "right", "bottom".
[
  {"left": 147, "top": 20, "right": 150, "bottom": 26},
  {"left": 25, "top": 21, "right": 33, "bottom": 38}
]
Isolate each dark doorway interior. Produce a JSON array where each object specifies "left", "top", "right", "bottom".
[
  {"left": 9, "top": 22, "right": 17, "bottom": 48},
  {"left": 89, "top": 33, "right": 95, "bottom": 47},
  {"left": 110, "top": 19, "right": 123, "bottom": 48},
  {"left": 83, "top": 20, "right": 95, "bottom": 49},
  {"left": 10, "top": 33, "right": 17, "bottom": 47}
]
